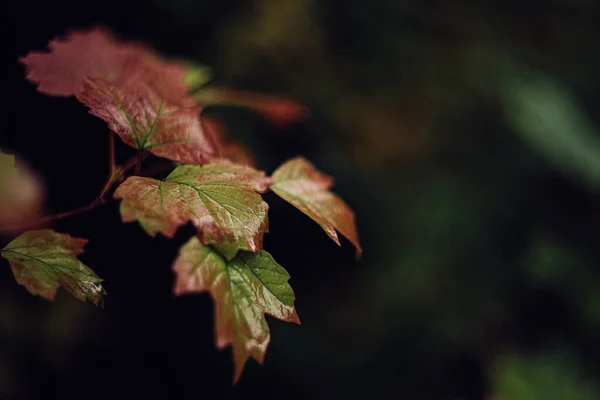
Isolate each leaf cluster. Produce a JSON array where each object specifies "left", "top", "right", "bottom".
[{"left": 0, "top": 28, "right": 360, "bottom": 382}]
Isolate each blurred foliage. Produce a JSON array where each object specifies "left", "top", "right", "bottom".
[
  {"left": 4, "top": 0, "right": 600, "bottom": 399},
  {"left": 489, "top": 350, "right": 600, "bottom": 400}
]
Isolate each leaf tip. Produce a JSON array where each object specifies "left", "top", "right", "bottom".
[{"left": 291, "top": 310, "right": 301, "bottom": 325}]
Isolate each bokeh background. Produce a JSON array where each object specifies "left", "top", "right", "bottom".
[{"left": 3, "top": 0, "right": 600, "bottom": 399}]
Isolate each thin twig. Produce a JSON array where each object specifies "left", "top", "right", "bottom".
[
  {"left": 0, "top": 200, "right": 105, "bottom": 233},
  {"left": 122, "top": 151, "right": 148, "bottom": 177},
  {"left": 108, "top": 132, "right": 116, "bottom": 174},
  {"left": 97, "top": 170, "right": 118, "bottom": 201},
  {"left": 134, "top": 151, "right": 144, "bottom": 175}
]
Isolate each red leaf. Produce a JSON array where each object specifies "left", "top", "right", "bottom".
[
  {"left": 20, "top": 28, "right": 132, "bottom": 96},
  {"left": 77, "top": 77, "right": 216, "bottom": 164},
  {"left": 270, "top": 157, "right": 362, "bottom": 257},
  {"left": 21, "top": 28, "right": 217, "bottom": 164},
  {"left": 20, "top": 27, "right": 194, "bottom": 106}
]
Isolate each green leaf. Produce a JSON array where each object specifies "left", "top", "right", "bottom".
[
  {"left": 184, "top": 63, "right": 212, "bottom": 91},
  {"left": 114, "top": 160, "right": 270, "bottom": 259},
  {"left": 270, "top": 157, "right": 362, "bottom": 257},
  {"left": 172, "top": 236, "right": 299, "bottom": 383},
  {"left": 501, "top": 69, "right": 600, "bottom": 188},
  {"left": 1, "top": 230, "right": 105, "bottom": 307},
  {"left": 490, "top": 351, "right": 600, "bottom": 400}
]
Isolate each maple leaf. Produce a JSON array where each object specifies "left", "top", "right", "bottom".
[
  {"left": 114, "top": 160, "right": 270, "bottom": 259},
  {"left": 1, "top": 230, "right": 105, "bottom": 306},
  {"left": 19, "top": 27, "right": 195, "bottom": 106},
  {"left": 0, "top": 149, "right": 44, "bottom": 230},
  {"left": 76, "top": 77, "right": 216, "bottom": 164},
  {"left": 270, "top": 157, "right": 362, "bottom": 257},
  {"left": 172, "top": 236, "right": 299, "bottom": 383}
]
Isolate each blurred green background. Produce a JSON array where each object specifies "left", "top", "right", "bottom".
[{"left": 3, "top": 0, "right": 600, "bottom": 399}]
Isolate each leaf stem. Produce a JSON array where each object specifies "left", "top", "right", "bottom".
[
  {"left": 109, "top": 132, "right": 116, "bottom": 174},
  {"left": 134, "top": 151, "right": 144, "bottom": 175}
]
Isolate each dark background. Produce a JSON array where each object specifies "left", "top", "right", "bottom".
[{"left": 3, "top": 1, "right": 600, "bottom": 399}]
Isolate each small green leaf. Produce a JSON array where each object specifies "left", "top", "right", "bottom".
[
  {"left": 184, "top": 63, "right": 212, "bottom": 91},
  {"left": 114, "top": 160, "right": 270, "bottom": 259},
  {"left": 1, "top": 230, "right": 105, "bottom": 307},
  {"left": 172, "top": 236, "right": 299, "bottom": 383},
  {"left": 270, "top": 157, "right": 362, "bottom": 257}
]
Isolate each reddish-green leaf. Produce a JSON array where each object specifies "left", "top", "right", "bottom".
[
  {"left": 0, "top": 230, "right": 105, "bottom": 306},
  {"left": 172, "top": 236, "right": 299, "bottom": 383},
  {"left": 0, "top": 149, "right": 44, "bottom": 230},
  {"left": 19, "top": 28, "right": 195, "bottom": 106},
  {"left": 270, "top": 157, "right": 362, "bottom": 257},
  {"left": 114, "top": 160, "right": 270, "bottom": 259},
  {"left": 77, "top": 77, "right": 215, "bottom": 164}
]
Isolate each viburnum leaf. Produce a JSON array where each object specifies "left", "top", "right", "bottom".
[
  {"left": 77, "top": 77, "right": 216, "bottom": 164},
  {"left": 0, "top": 149, "right": 44, "bottom": 229},
  {"left": 19, "top": 28, "right": 196, "bottom": 106},
  {"left": 270, "top": 157, "right": 362, "bottom": 257},
  {"left": 114, "top": 160, "right": 270, "bottom": 259},
  {"left": 0, "top": 230, "right": 105, "bottom": 306},
  {"left": 172, "top": 236, "right": 299, "bottom": 383}
]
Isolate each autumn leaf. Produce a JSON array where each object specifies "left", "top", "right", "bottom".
[
  {"left": 0, "top": 230, "right": 105, "bottom": 306},
  {"left": 172, "top": 236, "right": 299, "bottom": 383},
  {"left": 114, "top": 160, "right": 270, "bottom": 259},
  {"left": 193, "top": 86, "right": 307, "bottom": 128},
  {"left": 0, "top": 149, "right": 44, "bottom": 230},
  {"left": 19, "top": 27, "right": 195, "bottom": 106},
  {"left": 19, "top": 27, "right": 132, "bottom": 96},
  {"left": 77, "top": 77, "right": 216, "bottom": 164},
  {"left": 270, "top": 157, "right": 362, "bottom": 257}
]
